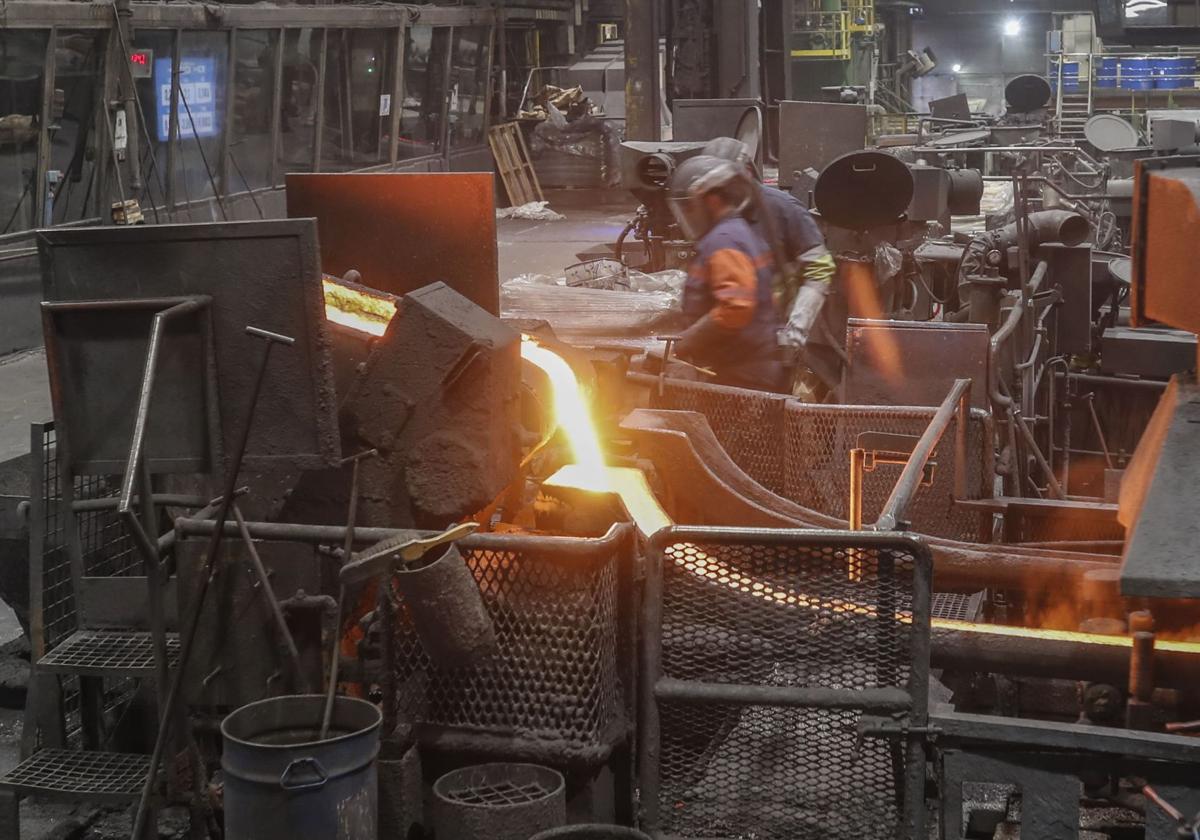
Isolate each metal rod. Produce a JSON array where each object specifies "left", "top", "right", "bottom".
[
  {"left": 175, "top": 517, "right": 423, "bottom": 546},
  {"left": 849, "top": 448, "right": 865, "bottom": 531},
  {"left": 1084, "top": 393, "right": 1115, "bottom": 469},
  {"left": 321, "top": 452, "right": 368, "bottom": 741},
  {"left": 1056, "top": 371, "right": 1167, "bottom": 392},
  {"left": 654, "top": 678, "right": 913, "bottom": 711},
  {"left": 232, "top": 504, "right": 310, "bottom": 694},
  {"left": 875, "top": 378, "right": 972, "bottom": 531},
  {"left": 74, "top": 494, "right": 213, "bottom": 512},
  {"left": 1014, "top": 410, "right": 1066, "bottom": 500},
  {"left": 131, "top": 326, "right": 292, "bottom": 840},
  {"left": 989, "top": 261, "right": 1047, "bottom": 409},
  {"left": 953, "top": 385, "right": 970, "bottom": 500}
]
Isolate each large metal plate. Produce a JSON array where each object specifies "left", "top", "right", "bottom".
[
  {"left": 844, "top": 319, "right": 990, "bottom": 410},
  {"left": 1119, "top": 376, "right": 1200, "bottom": 597},
  {"left": 42, "top": 300, "right": 219, "bottom": 475},
  {"left": 286, "top": 172, "right": 500, "bottom": 315},
  {"left": 1085, "top": 114, "right": 1141, "bottom": 152},
  {"left": 673, "top": 98, "right": 761, "bottom": 141},
  {"left": 1132, "top": 156, "right": 1200, "bottom": 334},
  {"left": 777, "top": 100, "right": 868, "bottom": 189},
  {"left": 38, "top": 220, "right": 340, "bottom": 472}
]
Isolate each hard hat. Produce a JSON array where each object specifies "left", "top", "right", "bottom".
[
  {"left": 702, "top": 137, "right": 753, "bottom": 168},
  {"left": 666, "top": 155, "right": 749, "bottom": 240}
]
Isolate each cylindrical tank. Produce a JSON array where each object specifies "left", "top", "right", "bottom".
[
  {"left": 221, "top": 695, "right": 382, "bottom": 840},
  {"left": 1051, "top": 61, "right": 1081, "bottom": 92},
  {"left": 1120, "top": 56, "right": 1154, "bottom": 90},
  {"left": 433, "top": 763, "right": 565, "bottom": 840}
]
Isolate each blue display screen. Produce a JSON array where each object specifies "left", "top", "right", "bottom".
[{"left": 154, "top": 56, "right": 218, "bottom": 142}]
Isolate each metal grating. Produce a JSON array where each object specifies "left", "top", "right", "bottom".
[
  {"left": 441, "top": 779, "right": 556, "bottom": 807},
  {"left": 783, "top": 402, "right": 988, "bottom": 541},
  {"left": 652, "top": 380, "right": 788, "bottom": 495},
  {"left": 642, "top": 530, "right": 932, "bottom": 840},
  {"left": 931, "top": 591, "right": 984, "bottom": 623},
  {"left": 39, "top": 630, "right": 181, "bottom": 675},
  {"left": 31, "top": 422, "right": 140, "bottom": 750},
  {"left": 658, "top": 702, "right": 900, "bottom": 838},
  {"left": 0, "top": 749, "right": 149, "bottom": 800},
  {"left": 392, "top": 530, "right": 629, "bottom": 762}
]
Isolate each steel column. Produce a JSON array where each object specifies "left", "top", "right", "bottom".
[{"left": 624, "top": 0, "right": 660, "bottom": 140}]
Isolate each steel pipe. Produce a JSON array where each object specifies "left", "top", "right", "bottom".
[
  {"left": 875, "top": 378, "right": 972, "bottom": 531},
  {"left": 931, "top": 623, "right": 1200, "bottom": 692}
]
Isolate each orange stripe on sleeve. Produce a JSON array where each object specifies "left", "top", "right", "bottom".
[{"left": 707, "top": 248, "right": 758, "bottom": 330}]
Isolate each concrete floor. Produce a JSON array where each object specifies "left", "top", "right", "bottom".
[{"left": 0, "top": 192, "right": 637, "bottom": 838}]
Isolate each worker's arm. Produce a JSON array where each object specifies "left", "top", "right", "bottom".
[
  {"left": 706, "top": 247, "right": 759, "bottom": 329},
  {"left": 677, "top": 247, "right": 759, "bottom": 358}
]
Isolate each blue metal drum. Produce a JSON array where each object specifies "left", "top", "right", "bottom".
[
  {"left": 1121, "top": 56, "right": 1154, "bottom": 90},
  {"left": 1096, "top": 57, "right": 1119, "bottom": 89}
]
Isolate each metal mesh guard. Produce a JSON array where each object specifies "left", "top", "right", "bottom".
[
  {"left": 653, "top": 378, "right": 988, "bottom": 540},
  {"left": 393, "top": 530, "right": 626, "bottom": 758},
  {"left": 647, "top": 531, "right": 929, "bottom": 840}
]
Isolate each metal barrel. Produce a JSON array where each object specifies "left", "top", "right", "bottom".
[
  {"left": 221, "top": 695, "right": 381, "bottom": 840},
  {"left": 392, "top": 542, "right": 498, "bottom": 668},
  {"left": 1096, "top": 57, "right": 1119, "bottom": 88},
  {"left": 813, "top": 150, "right": 914, "bottom": 230},
  {"left": 1006, "top": 74, "right": 1052, "bottom": 111},
  {"left": 433, "top": 763, "right": 565, "bottom": 840},
  {"left": 1121, "top": 56, "right": 1154, "bottom": 90},
  {"left": 530, "top": 826, "right": 653, "bottom": 840}
]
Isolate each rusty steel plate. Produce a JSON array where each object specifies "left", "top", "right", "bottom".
[
  {"left": 286, "top": 172, "right": 500, "bottom": 315},
  {"left": 38, "top": 220, "right": 341, "bottom": 472}
]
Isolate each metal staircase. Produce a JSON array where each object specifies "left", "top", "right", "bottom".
[
  {"left": 0, "top": 422, "right": 188, "bottom": 840},
  {"left": 1059, "top": 91, "right": 1093, "bottom": 139}
]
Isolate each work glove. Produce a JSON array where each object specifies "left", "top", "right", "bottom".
[
  {"left": 674, "top": 314, "right": 723, "bottom": 362},
  {"left": 780, "top": 282, "right": 830, "bottom": 349}
]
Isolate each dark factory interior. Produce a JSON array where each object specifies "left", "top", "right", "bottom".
[{"left": 2, "top": 0, "right": 1200, "bottom": 838}]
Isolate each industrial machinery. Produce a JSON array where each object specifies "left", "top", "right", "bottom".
[{"left": 2, "top": 152, "right": 1200, "bottom": 840}]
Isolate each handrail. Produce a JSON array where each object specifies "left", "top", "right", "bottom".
[{"left": 874, "top": 378, "right": 973, "bottom": 532}]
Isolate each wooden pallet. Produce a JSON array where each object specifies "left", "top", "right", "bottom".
[{"left": 489, "top": 122, "right": 544, "bottom": 206}]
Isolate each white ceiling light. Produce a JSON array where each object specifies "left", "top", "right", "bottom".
[{"left": 1004, "top": 17, "right": 1021, "bottom": 36}]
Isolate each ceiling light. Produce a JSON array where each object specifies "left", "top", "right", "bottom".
[
  {"left": 1004, "top": 18, "right": 1021, "bottom": 36},
  {"left": 952, "top": 63, "right": 963, "bottom": 73}
]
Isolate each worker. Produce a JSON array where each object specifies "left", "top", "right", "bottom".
[
  {"left": 665, "top": 154, "right": 786, "bottom": 392},
  {"left": 701, "top": 137, "right": 839, "bottom": 386}
]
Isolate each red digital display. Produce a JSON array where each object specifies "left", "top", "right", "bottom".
[{"left": 130, "top": 51, "right": 149, "bottom": 65}]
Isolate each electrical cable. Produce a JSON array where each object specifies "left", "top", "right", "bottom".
[{"left": 178, "top": 84, "right": 229, "bottom": 221}]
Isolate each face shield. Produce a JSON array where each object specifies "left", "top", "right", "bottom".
[{"left": 667, "top": 193, "right": 713, "bottom": 241}]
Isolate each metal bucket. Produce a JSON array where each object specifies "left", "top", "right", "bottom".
[
  {"left": 221, "top": 695, "right": 381, "bottom": 840},
  {"left": 530, "top": 826, "right": 653, "bottom": 840},
  {"left": 392, "top": 542, "right": 497, "bottom": 668},
  {"left": 433, "top": 763, "right": 565, "bottom": 840}
]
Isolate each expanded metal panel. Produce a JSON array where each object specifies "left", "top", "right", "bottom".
[
  {"left": 657, "top": 702, "right": 900, "bottom": 838},
  {"left": 651, "top": 379, "right": 991, "bottom": 540},
  {"left": 661, "top": 541, "right": 914, "bottom": 690},
  {"left": 652, "top": 380, "right": 788, "bottom": 495},
  {"left": 642, "top": 529, "right": 932, "bottom": 840},
  {"left": 784, "top": 402, "right": 989, "bottom": 541},
  {"left": 392, "top": 528, "right": 632, "bottom": 763}
]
